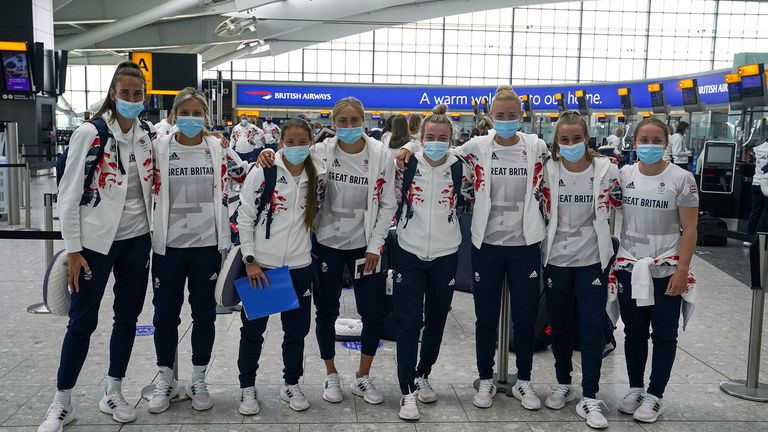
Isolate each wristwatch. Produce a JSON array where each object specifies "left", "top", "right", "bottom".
[{"left": 243, "top": 255, "right": 256, "bottom": 264}]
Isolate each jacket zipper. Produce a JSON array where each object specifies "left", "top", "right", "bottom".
[
  {"left": 283, "top": 170, "right": 300, "bottom": 265},
  {"left": 426, "top": 163, "right": 434, "bottom": 259}
]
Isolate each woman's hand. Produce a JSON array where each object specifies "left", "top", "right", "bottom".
[
  {"left": 364, "top": 252, "right": 380, "bottom": 275},
  {"left": 212, "top": 132, "right": 230, "bottom": 148},
  {"left": 395, "top": 148, "right": 412, "bottom": 169},
  {"left": 666, "top": 267, "right": 689, "bottom": 296},
  {"left": 67, "top": 252, "right": 91, "bottom": 293},
  {"left": 246, "top": 262, "right": 270, "bottom": 289},
  {"left": 257, "top": 150, "right": 276, "bottom": 168}
]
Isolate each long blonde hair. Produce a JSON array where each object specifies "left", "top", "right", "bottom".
[{"left": 331, "top": 97, "right": 365, "bottom": 126}]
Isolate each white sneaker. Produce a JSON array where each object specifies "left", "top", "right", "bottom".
[
  {"left": 617, "top": 387, "right": 644, "bottom": 415},
  {"left": 322, "top": 373, "right": 343, "bottom": 403},
  {"left": 576, "top": 397, "right": 609, "bottom": 429},
  {"left": 415, "top": 377, "right": 437, "bottom": 403},
  {"left": 544, "top": 384, "right": 576, "bottom": 410},
  {"left": 398, "top": 392, "right": 420, "bottom": 420},
  {"left": 511, "top": 379, "right": 541, "bottom": 410},
  {"left": 187, "top": 379, "right": 213, "bottom": 411},
  {"left": 99, "top": 389, "right": 136, "bottom": 423},
  {"left": 38, "top": 402, "right": 74, "bottom": 432},
  {"left": 633, "top": 392, "right": 664, "bottom": 423},
  {"left": 743, "top": 241, "right": 752, "bottom": 247},
  {"left": 281, "top": 384, "right": 310, "bottom": 412},
  {"left": 239, "top": 387, "right": 260, "bottom": 416},
  {"left": 352, "top": 375, "right": 384, "bottom": 404},
  {"left": 472, "top": 379, "right": 497, "bottom": 408},
  {"left": 147, "top": 370, "right": 178, "bottom": 414}
]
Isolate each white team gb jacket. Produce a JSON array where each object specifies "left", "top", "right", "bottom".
[
  {"left": 264, "top": 134, "right": 397, "bottom": 255},
  {"left": 152, "top": 133, "right": 250, "bottom": 255},
  {"left": 541, "top": 156, "right": 622, "bottom": 270},
  {"left": 406, "top": 130, "right": 549, "bottom": 249},
  {"left": 59, "top": 112, "right": 155, "bottom": 255},
  {"left": 237, "top": 151, "right": 327, "bottom": 269},
  {"left": 394, "top": 153, "right": 470, "bottom": 261}
]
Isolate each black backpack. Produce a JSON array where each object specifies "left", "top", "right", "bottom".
[
  {"left": 394, "top": 156, "right": 464, "bottom": 225},
  {"left": 230, "top": 165, "right": 278, "bottom": 245},
  {"left": 56, "top": 118, "right": 154, "bottom": 206},
  {"left": 696, "top": 212, "right": 728, "bottom": 246}
]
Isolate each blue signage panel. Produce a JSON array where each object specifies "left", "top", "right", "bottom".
[{"left": 235, "top": 69, "right": 730, "bottom": 111}]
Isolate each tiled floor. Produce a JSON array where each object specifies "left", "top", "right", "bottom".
[{"left": 0, "top": 176, "right": 767, "bottom": 431}]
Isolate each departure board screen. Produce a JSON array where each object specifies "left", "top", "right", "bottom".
[
  {"left": 682, "top": 88, "right": 699, "bottom": 105},
  {"left": 650, "top": 91, "right": 665, "bottom": 108},
  {"left": 728, "top": 82, "right": 743, "bottom": 102}
]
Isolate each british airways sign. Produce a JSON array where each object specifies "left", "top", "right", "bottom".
[{"left": 234, "top": 69, "right": 730, "bottom": 111}]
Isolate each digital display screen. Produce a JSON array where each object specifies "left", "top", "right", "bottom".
[
  {"left": 728, "top": 82, "right": 743, "bottom": 102},
  {"left": 706, "top": 146, "right": 734, "bottom": 164},
  {"left": 577, "top": 97, "right": 588, "bottom": 110},
  {"left": 522, "top": 99, "right": 531, "bottom": 112},
  {"left": 650, "top": 91, "right": 665, "bottom": 108},
  {"left": 1, "top": 51, "right": 32, "bottom": 91},
  {"left": 682, "top": 88, "right": 699, "bottom": 105},
  {"left": 371, "top": 113, "right": 381, "bottom": 119},
  {"left": 620, "top": 95, "right": 632, "bottom": 110},
  {"left": 617, "top": 116, "right": 626, "bottom": 123},
  {"left": 320, "top": 112, "right": 329, "bottom": 119},
  {"left": 742, "top": 75, "right": 762, "bottom": 88}
]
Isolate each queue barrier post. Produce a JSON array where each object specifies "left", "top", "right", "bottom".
[
  {"left": 26, "top": 193, "right": 57, "bottom": 314},
  {"left": 720, "top": 231, "right": 768, "bottom": 402},
  {"left": 473, "top": 278, "right": 516, "bottom": 396}
]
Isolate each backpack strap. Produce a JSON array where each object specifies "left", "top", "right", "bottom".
[
  {"left": 450, "top": 158, "right": 465, "bottom": 209},
  {"left": 394, "top": 157, "right": 418, "bottom": 223},
  {"left": 256, "top": 165, "right": 278, "bottom": 239},
  {"left": 138, "top": 119, "right": 157, "bottom": 142},
  {"left": 78, "top": 118, "right": 114, "bottom": 206}
]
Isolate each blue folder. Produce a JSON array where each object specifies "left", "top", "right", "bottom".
[{"left": 234, "top": 266, "right": 299, "bottom": 320}]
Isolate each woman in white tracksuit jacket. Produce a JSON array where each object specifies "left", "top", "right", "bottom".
[
  {"left": 391, "top": 104, "right": 472, "bottom": 421},
  {"left": 540, "top": 111, "right": 621, "bottom": 429},
  {"left": 147, "top": 87, "right": 249, "bottom": 415},
  {"left": 398, "top": 85, "right": 549, "bottom": 410},
  {"left": 40, "top": 61, "right": 156, "bottom": 432},
  {"left": 237, "top": 118, "right": 326, "bottom": 415},
  {"left": 257, "top": 97, "right": 397, "bottom": 405}
]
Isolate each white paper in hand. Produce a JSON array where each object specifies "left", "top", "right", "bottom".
[{"left": 353, "top": 257, "right": 381, "bottom": 279}]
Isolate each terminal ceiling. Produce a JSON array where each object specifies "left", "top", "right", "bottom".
[{"left": 54, "top": 0, "right": 573, "bottom": 69}]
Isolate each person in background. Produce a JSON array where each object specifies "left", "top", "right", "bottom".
[
  {"left": 388, "top": 115, "right": 413, "bottom": 159},
  {"left": 746, "top": 138, "right": 768, "bottom": 247},
  {"left": 257, "top": 96, "right": 396, "bottom": 406},
  {"left": 614, "top": 118, "right": 698, "bottom": 424},
  {"left": 262, "top": 115, "right": 281, "bottom": 151},
  {"left": 606, "top": 127, "right": 623, "bottom": 152},
  {"left": 408, "top": 115, "right": 421, "bottom": 140},
  {"left": 541, "top": 111, "right": 621, "bottom": 429},
  {"left": 232, "top": 114, "right": 265, "bottom": 163},
  {"left": 236, "top": 119, "right": 325, "bottom": 415},
  {"left": 668, "top": 121, "right": 691, "bottom": 171},
  {"left": 397, "top": 85, "right": 549, "bottom": 411},
  {"left": 391, "top": 104, "right": 471, "bottom": 420},
  {"left": 470, "top": 117, "right": 493, "bottom": 138},
  {"left": 381, "top": 115, "right": 395, "bottom": 147},
  {"left": 40, "top": 62, "right": 156, "bottom": 432},
  {"left": 155, "top": 112, "right": 175, "bottom": 137}
]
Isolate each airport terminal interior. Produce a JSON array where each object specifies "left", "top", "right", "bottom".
[{"left": 2, "top": 0, "right": 768, "bottom": 431}]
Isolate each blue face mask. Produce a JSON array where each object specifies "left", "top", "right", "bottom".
[
  {"left": 241, "top": 119, "right": 248, "bottom": 126},
  {"left": 115, "top": 99, "right": 144, "bottom": 119},
  {"left": 636, "top": 144, "right": 666, "bottom": 164},
  {"left": 558, "top": 142, "right": 586, "bottom": 163},
  {"left": 423, "top": 141, "right": 449, "bottom": 161},
  {"left": 336, "top": 127, "right": 364, "bottom": 145},
  {"left": 176, "top": 116, "right": 205, "bottom": 138},
  {"left": 283, "top": 145, "right": 310, "bottom": 165},
  {"left": 493, "top": 120, "right": 520, "bottom": 139}
]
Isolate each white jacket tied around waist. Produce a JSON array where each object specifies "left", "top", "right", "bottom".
[
  {"left": 406, "top": 131, "right": 549, "bottom": 249},
  {"left": 237, "top": 152, "right": 327, "bottom": 269},
  {"left": 152, "top": 133, "right": 250, "bottom": 255},
  {"left": 394, "top": 153, "right": 470, "bottom": 261},
  {"left": 263, "top": 134, "right": 397, "bottom": 256},
  {"left": 541, "top": 157, "right": 621, "bottom": 270},
  {"left": 59, "top": 113, "right": 155, "bottom": 255},
  {"left": 606, "top": 246, "right": 696, "bottom": 330}
]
